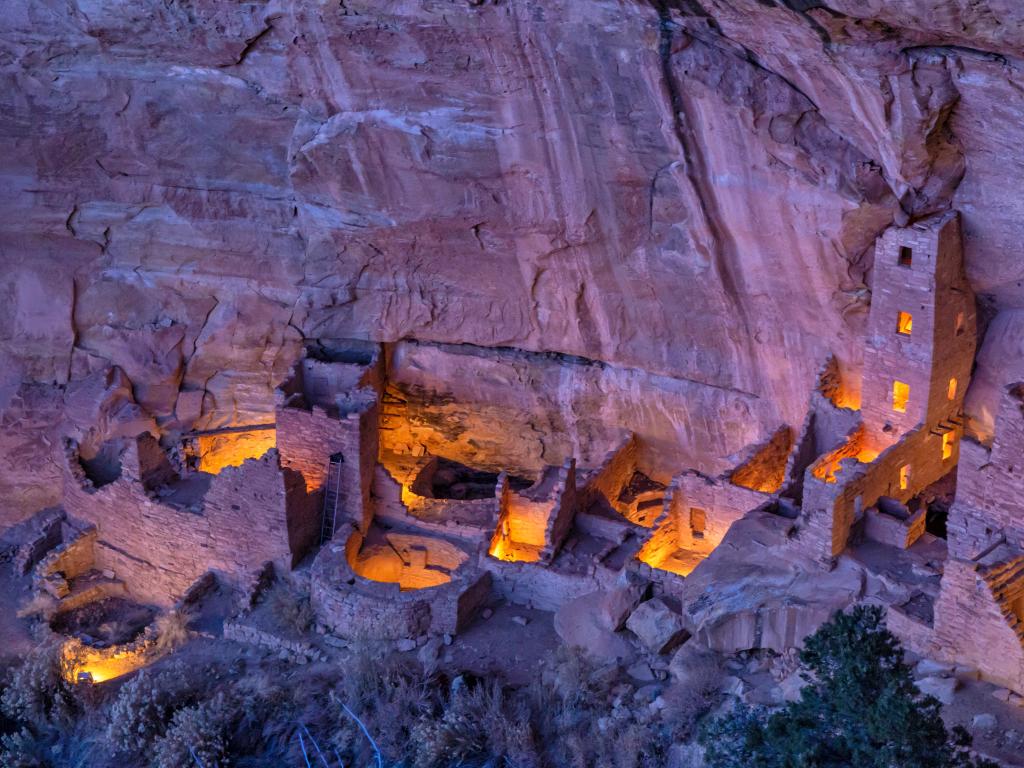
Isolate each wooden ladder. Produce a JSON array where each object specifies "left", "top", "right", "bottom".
[{"left": 320, "top": 455, "right": 344, "bottom": 544}]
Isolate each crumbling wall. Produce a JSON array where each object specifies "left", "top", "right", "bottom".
[
  {"left": 195, "top": 427, "right": 276, "bottom": 474},
  {"left": 931, "top": 383, "right": 1024, "bottom": 694},
  {"left": 729, "top": 426, "right": 792, "bottom": 494},
  {"left": 863, "top": 503, "right": 926, "bottom": 549},
  {"left": 576, "top": 435, "right": 639, "bottom": 513},
  {"left": 947, "top": 386, "right": 1024, "bottom": 561},
  {"left": 674, "top": 472, "right": 769, "bottom": 551},
  {"left": 374, "top": 465, "right": 498, "bottom": 542},
  {"left": 63, "top": 438, "right": 292, "bottom": 605},
  {"left": 489, "top": 461, "right": 576, "bottom": 564},
  {"left": 934, "top": 555, "right": 1024, "bottom": 692},
  {"left": 784, "top": 386, "right": 859, "bottom": 499},
  {"left": 35, "top": 527, "right": 96, "bottom": 582},
  {"left": 800, "top": 424, "right": 957, "bottom": 561}
]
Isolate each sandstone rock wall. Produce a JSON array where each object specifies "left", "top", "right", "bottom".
[{"left": 4, "top": 1, "right": 1024, "bottom": 524}]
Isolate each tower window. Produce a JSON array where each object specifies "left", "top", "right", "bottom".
[
  {"left": 898, "top": 246, "right": 913, "bottom": 267},
  {"left": 896, "top": 311, "right": 913, "bottom": 336},
  {"left": 955, "top": 311, "right": 965, "bottom": 336},
  {"left": 947, "top": 378, "right": 957, "bottom": 401},
  {"left": 892, "top": 380, "right": 910, "bottom": 413},
  {"left": 942, "top": 432, "right": 955, "bottom": 460},
  {"left": 899, "top": 464, "right": 911, "bottom": 491},
  {"left": 689, "top": 507, "right": 706, "bottom": 536}
]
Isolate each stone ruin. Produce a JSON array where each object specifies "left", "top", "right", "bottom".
[{"left": 22, "top": 210, "right": 1024, "bottom": 695}]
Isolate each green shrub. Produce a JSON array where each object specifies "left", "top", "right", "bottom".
[{"left": 699, "top": 605, "right": 998, "bottom": 768}]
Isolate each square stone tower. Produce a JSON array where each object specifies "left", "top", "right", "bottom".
[{"left": 860, "top": 211, "right": 975, "bottom": 449}]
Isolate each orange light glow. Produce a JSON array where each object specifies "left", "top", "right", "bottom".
[
  {"left": 948, "top": 378, "right": 957, "bottom": 401},
  {"left": 487, "top": 497, "right": 549, "bottom": 564},
  {"left": 897, "top": 311, "right": 913, "bottom": 336},
  {"left": 197, "top": 429, "right": 276, "bottom": 474},
  {"left": 488, "top": 535, "right": 542, "bottom": 563},
  {"left": 942, "top": 432, "right": 955, "bottom": 460},
  {"left": 636, "top": 526, "right": 707, "bottom": 577},
  {"left": 899, "top": 464, "right": 911, "bottom": 491},
  {"left": 64, "top": 640, "right": 150, "bottom": 684},
  {"left": 812, "top": 431, "right": 864, "bottom": 484},
  {"left": 892, "top": 381, "right": 910, "bottom": 413},
  {"left": 352, "top": 533, "right": 467, "bottom": 590},
  {"left": 857, "top": 447, "right": 880, "bottom": 464}
]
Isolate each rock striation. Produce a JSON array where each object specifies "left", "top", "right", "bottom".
[{"left": 5, "top": 2, "right": 1024, "bottom": 525}]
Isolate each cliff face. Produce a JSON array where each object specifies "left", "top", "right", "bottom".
[{"left": 2, "top": 0, "right": 1024, "bottom": 521}]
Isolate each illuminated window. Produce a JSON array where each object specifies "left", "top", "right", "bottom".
[
  {"left": 690, "top": 507, "right": 706, "bottom": 536},
  {"left": 942, "top": 432, "right": 955, "bottom": 460},
  {"left": 892, "top": 380, "right": 910, "bottom": 413},
  {"left": 899, "top": 464, "right": 911, "bottom": 491},
  {"left": 896, "top": 311, "right": 913, "bottom": 336},
  {"left": 898, "top": 246, "right": 913, "bottom": 267},
  {"left": 947, "top": 378, "right": 957, "bottom": 401},
  {"left": 955, "top": 311, "right": 965, "bottom": 336}
]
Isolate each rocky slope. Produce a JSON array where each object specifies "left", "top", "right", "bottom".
[{"left": 2, "top": 0, "right": 1023, "bottom": 522}]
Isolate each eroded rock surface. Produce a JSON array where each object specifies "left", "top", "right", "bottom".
[{"left": 4, "top": 2, "right": 1024, "bottom": 522}]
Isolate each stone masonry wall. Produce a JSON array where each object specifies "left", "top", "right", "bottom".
[
  {"left": 674, "top": 472, "right": 769, "bottom": 551},
  {"left": 947, "top": 386, "right": 1024, "bottom": 561},
  {"left": 275, "top": 400, "right": 379, "bottom": 536},
  {"left": 35, "top": 526, "right": 96, "bottom": 581},
  {"left": 800, "top": 423, "right": 959, "bottom": 560},
  {"left": 860, "top": 213, "right": 974, "bottom": 447},
  {"left": 311, "top": 532, "right": 489, "bottom": 639},
  {"left": 63, "top": 440, "right": 292, "bottom": 605},
  {"left": 934, "top": 556, "right": 1024, "bottom": 692}
]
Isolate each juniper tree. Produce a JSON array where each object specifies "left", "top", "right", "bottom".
[{"left": 700, "top": 605, "right": 997, "bottom": 768}]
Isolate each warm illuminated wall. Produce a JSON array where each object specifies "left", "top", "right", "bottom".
[
  {"left": 350, "top": 532, "right": 468, "bottom": 590},
  {"left": 197, "top": 428, "right": 276, "bottom": 474},
  {"left": 730, "top": 426, "right": 792, "bottom": 493},
  {"left": 64, "top": 637, "right": 153, "bottom": 684}
]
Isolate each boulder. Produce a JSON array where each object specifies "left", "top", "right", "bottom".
[
  {"left": 417, "top": 637, "right": 444, "bottom": 668},
  {"left": 596, "top": 570, "right": 650, "bottom": 631},
  {"left": 971, "top": 713, "right": 998, "bottom": 735},
  {"left": 991, "top": 687, "right": 1012, "bottom": 703},
  {"left": 776, "top": 672, "right": 805, "bottom": 703},
  {"left": 554, "top": 591, "right": 635, "bottom": 661},
  {"left": 626, "top": 598, "right": 689, "bottom": 654},
  {"left": 915, "top": 658, "right": 955, "bottom": 678},
  {"left": 669, "top": 642, "right": 721, "bottom": 685},
  {"left": 915, "top": 675, "right": 958, "bottom": 704},
  {"left": 626, "top": 662, "right": 656, "bottom": 682}
]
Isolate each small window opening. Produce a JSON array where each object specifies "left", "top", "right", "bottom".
[
  {"left": 898, "top": 246, "right": 913, "bottom": 267},
  {"left": 947, "top": 378, "right": 957, "bottom": 401},
  {"left": 896, "top": 311, "right": 913, "bottom": 336},
  {"left": 942, "top": 432, "right": 955, "bottom": 460},
  {"left": 955, "top": 311, "right": 965, "bottom": 336},
  {"left": 899, "top": 464, "right": 911, "bottom": 491},
  {"left": 689, "top": 507, "right": 706, "bottom": 537},
  {"left": 892, "top": 380, "right": 910, "bottom": 413}
]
